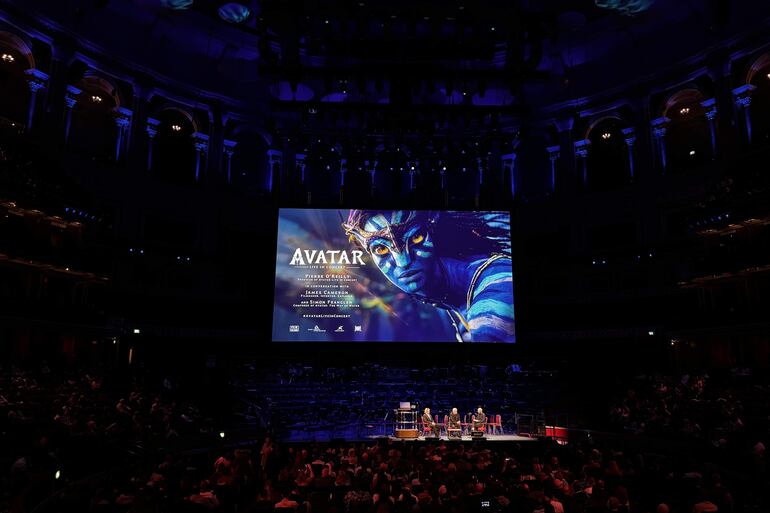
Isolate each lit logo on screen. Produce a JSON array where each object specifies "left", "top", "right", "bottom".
[{"left": 289, "top": 249, "right": 365, "bottom": 266}]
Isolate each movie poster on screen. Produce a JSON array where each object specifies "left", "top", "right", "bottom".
[{"left": 272, "top": 209, "right": 515, "bottom": 342}]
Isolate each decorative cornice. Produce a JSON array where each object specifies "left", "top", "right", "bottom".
[
  {"left": 574, "top": 139, "right": 590, "bottom": 157},
  {"left": 546, "top": 145, "right": 561, "bottom": 159},
  {"left": 192, "top": 132, "right": 209, "bottom": 153}
]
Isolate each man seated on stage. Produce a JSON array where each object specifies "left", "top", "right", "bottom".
[
  {"left": 472, "top": 407, "right": 487, "bottom": 432},
  {"left": 448, "top": 407, "right": 462, "bottom": 438},
  {"left": 422, "top": 407, "right": 438, "bottom": 437}
]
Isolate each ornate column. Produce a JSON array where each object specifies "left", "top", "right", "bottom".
[
  {"left": 546, "top": 145, "right": 560, "bottom": 194},
  {"left": 128, "top": 83, "right": 152, "bottom": 166},
  {"left": 192, "top": 132, "right": 209, "bottom": 182},
  {"left": 650, "top": 117, "right": 670, "bottom": 174},
  {"left": 294, "top": 152, "right": 306, "bottom": 185},
  {"left": 555, "top": 118, "right": 575, "bottom": 193},
  {"left": 501, "top": 152, "right": 517, "bottom": 199},
  {"left": 366, "top": 160, "right": 376, "bottom": 197},
  {"left": 44, "top": 44, "right": 76, "bottom": 138},
  {"left": 223, "top": 139, "right": 237, "bottom": 184},
  {"left": 476, "top": 157, "right": 485, "bottom": 185},
  {"left": 145, "top": 117, "right": 160, "bottom": 171},
  {"left": 622, "top": 128, "right": 636, "bottom": 181},
  {"left": 266, "top": 149, "right": 282, "bottom": 193},
  {"left": 24, "top": 69, "right": 49, "bottom": 133},
  {"left": 732, "top": 84, "right": 756, "bottom": 146},
  {"left": 113, "top": 107, "right": 132, "bottom": 162},
  {"left": 339, "top": 158, "right": 347, "bottom": 186},
  {"left": 701, "top": 98, "right": 718, "bottom": 157},
  {"left": 339, "top": 158, "right": 348, "bottom": 204},
  {"left": 63, "top": 85, "right": 81, "bottom": 143},
  {"left": 574, "top": 139, "right": 590, "bottom": 189}
]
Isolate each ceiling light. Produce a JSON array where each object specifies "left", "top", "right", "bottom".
[
  {"left": 171, "top": 124, "right": 182, "bottom": 132},
  {"left": 91, "top": 95, "right": 102, "bottom": 103},
  {"left": 679, "top": 107, "right": 690, "bottom": 115},
  {"left": 1, "top": 53, "right": 14, "bottom": 63},
  {"left": 601, "top": 132, "right": 611, "bottom": 140}
]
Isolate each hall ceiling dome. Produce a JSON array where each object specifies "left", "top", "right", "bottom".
[{"left": 218, "top": 2, "right": 251, "bottom": 24}]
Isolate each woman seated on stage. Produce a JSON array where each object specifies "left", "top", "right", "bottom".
[{"left": 422, "top": 407, "right": 438, "bottom": 437}]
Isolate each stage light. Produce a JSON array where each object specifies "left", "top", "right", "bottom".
[
  {"left": 491, "top": 26, "right": 495, "bottom": 31},
  {"left": 91, "top": 95, "right": 103, "bottom": 103},
  {"left": 1, "top": 53, "right": 14, "bottom": 63},
  {"left": 324, "top": 19, "right": 329, "bottom": 24},
  {"left": 133, "top": 328, "right": 141, "bottom": 334},
  {"left": 679, "top": 107, "right": 690, "bottom": 115},
  {"left": 601, "top": 132, "right": 611, "bottom": 140},
  {"left": 442, "top": 166, "right": 447, "bottom": 171},
  {"left": 689, "top": 150, "right": 696, "bottom": 156},
  {"left": 55, "top": 470, "right": 61, "bottom": 480},
  {"left": 171, "top": 124, "right": 182, "bottom": 132},
  {"left": 219, "top": 431, "right": 226, "bottom": 439},
  {"left": 648, "top": 331, "right": 655, "bottom": 336}
]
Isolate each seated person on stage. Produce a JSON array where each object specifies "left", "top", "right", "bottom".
[
  {"left": 472, "top": 407, "right": 487, "bottom": 432},
  {"left": 448, "top": 407, "right": 461, "bottom": 437},
  {"left": 422, "top": 407, "right": 438, "bottom": 437}
]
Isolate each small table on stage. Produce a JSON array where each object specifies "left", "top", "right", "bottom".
[
  {"left": 447, "top": 428, "right": 462, "bottom": 440},
  {"left": 394, "top": 404, "right": 419, "bottom": 439}
]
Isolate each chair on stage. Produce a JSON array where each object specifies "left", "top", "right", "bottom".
[
  {"left": 435, "top": 414, "right": 447, "bottom": 437},
  {"left": 461, "top": 414, "right": 471, "bottom": 436},
  {"left": 488, "top": 414, "right": 503, "bottom": 435},
  {"left": 420, "top": 417, "right": 434, "bottom": 438},
  {"left": 446, "top": 414, "right": 462, "bottom": 439}
]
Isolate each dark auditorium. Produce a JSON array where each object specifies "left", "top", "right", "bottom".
[{"left": 2, "top": 1, "right": 770, "bottom": 512}]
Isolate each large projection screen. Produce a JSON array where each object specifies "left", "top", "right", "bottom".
[{"left": 272, "top": 209, "right": 515, "bottom": 342}]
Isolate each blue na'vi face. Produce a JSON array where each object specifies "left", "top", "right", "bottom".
[{"left": 364, "top": 212, "right": 439, "bottom": 297}]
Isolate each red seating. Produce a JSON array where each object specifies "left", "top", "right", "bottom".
[
  {"left": 435, "top": 414, "right": 447, "bottom": 436},
  {"left": 489, "top": 414, "right": 503, "bottom": 434}
]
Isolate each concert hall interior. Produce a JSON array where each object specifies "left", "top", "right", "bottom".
[{"left": 2, "top": 1, "right": 770, "bottom": 512}]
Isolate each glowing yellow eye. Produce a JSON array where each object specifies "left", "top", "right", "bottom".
[
  {"left": 373, "top": 245, "right": 390, "bottom": 256},
  {"left": 411, "top": 234, "right": 425, "bottom": 244}
]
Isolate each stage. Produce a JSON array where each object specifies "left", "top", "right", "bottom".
[
  {"left": 280, "top": 427, "right": 541, "bottom": 443},
  {"left": 373, "top": 434, "right": 539, "bottom": 443}
]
